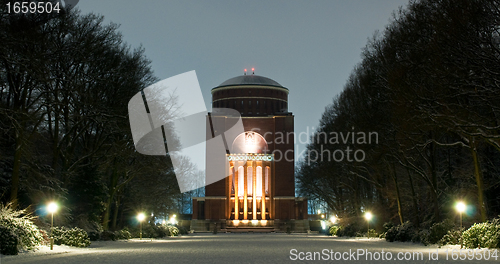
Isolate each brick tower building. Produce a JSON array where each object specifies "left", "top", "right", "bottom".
[{"left": 191, "top": 73, "right": 308, "bottom": 232}]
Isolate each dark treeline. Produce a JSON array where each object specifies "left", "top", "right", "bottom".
[
  {"left": 0, "top": 2, "right": 191, "bottom": 231},
  {"left": 297, "top": 0, "right": 500, "bottom": 230}
]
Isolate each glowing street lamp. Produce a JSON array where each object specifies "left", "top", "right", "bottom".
[
  {"left": 455, "top": 202, "right": 466, "bottom": 228},
  {"left": 47, "top": 202, "right": 58, "bottom": 250},
  {"left": 364, "top": 212, "right": 373, "bottom": 239},
  {"left": 330, "top": 216, "right": 337, "bottom": 224},
  {"left": 169, "top": 214, "right": 177, "bottom": 225},
  {"left": 137, "top": 213, "right": 145, "bottom": 240}
]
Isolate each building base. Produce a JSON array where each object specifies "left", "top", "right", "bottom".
[{"left": 190, "top": 219, "right": 310, "bottom": 233}]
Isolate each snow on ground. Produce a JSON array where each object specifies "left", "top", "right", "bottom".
[{"left": 1, "top": 234, "right": 498, "bottom": 264}]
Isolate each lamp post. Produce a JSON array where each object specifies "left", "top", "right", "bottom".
[
  {"left": 455, "top": 202, "right": 466, "bottom": 228},
  {"left": 47, "top": 202, "right": 58, "bottom": 250},
  {"left": 364, "top": 212, "right": 373, "bottom": 239},
  {"left": 137, "top": 213, "right": 145, "bottom": 240}
]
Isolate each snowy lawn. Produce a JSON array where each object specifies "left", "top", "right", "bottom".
[{"left": 1, "top": 233, "right": 498, "bottom": 263}]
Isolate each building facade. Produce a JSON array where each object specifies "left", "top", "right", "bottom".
[{"left": 191, "top": 73, "right": 308, "bottom": 232}]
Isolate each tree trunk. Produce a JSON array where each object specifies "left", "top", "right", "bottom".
[
  {"left": 10, "top": 131, "right": 23, "bottom": 208},
  {"left": 430, "top": 139, "right": 440, "bottom": 222},
  {"left": 470, "top": 138, "right": 487, "bottom": 222},
  {"left": 391, "top": 163, "right": 404, "bottom": 224},
  {"left": 111, "top": 193, "right": 121, "bottom": 230},
  {"left": 406, "top": 165, "right": 420, "bottom": 228}
]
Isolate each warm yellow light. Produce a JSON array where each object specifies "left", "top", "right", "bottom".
[
  {"left": 242, "top": 220, "right": 249, "bottom": 224},
  {"left": 162, "top": 220, "right": 166, "bottom": 225},
  {"left": 47, "top": 202, "right": 58, "bottom": 214},
  {"left": 364, "top": 212, "right": 373, "bottom": 221},
  {"left": 172, "top": 214, "right": 176, "bottom": 218},
  {"left": 233, "top": 220, "right": 240, "bottom": 226},
  {"left": 330, "top": 216, "right": 337, "bottom": 224},
  {"left": 137, "top": 213, "right": 145, "bottom": 222},
  {"left": 317, "top": 209, "right": 321, "bottom": 214},
  {"left": 251, "top": 220, "right": 258, "bottom": 225},
  {"left": 455, "top": 202, "right": 466, "bottom": 213},
  {"left": 260, "top": 220, "right": 267, "bottom": 225},
  {"left": 321, "top": 214, "right": 325, "bottom": 218}
]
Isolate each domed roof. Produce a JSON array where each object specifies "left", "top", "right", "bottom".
[{"left": 217, "top": 74, "right": 284, "bottom": 88}]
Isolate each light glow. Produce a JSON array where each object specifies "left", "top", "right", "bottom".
[
  {"left": 260, "top": 220, "right": 267, "bottom": 225},
  {"left": 47, "top": 202, "right": 58, "bottom": 214},
  {"left": 330, "top": 216, "right": 337, "bottom": 224},
  {"left": 169, "top": 214, "right": 178, "bottom": 225},
  {"left": 233, "top": 220, "right": 240, "bottom": 226},
  {"left": 251, "top": 220, "right": 258, "bottom": 225},
  {"left": 242, "top": 220, "right": 249, "bottom": 224},
  {"left": 364, "top": 212, "right": 373, "bottom": 221},
  {"left": 137, "top": 213, "right": 145, "bottom": 222},
  {"left": 455, "top": 202, "right": 466, "bottom": 213},
  {"left": 321, "top": 220, "right": 326, "bottom": 230}
]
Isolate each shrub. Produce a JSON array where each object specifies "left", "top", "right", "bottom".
[
  {"left": 0, "top": 203, "right": 43, "bottom": 252},
  {"left": 115, "top": 228, "right": 131, "bottom": 240},
  {"left": 367, "top": 229, "right": 378, "bottom": 238},
  {"left": 0, "top": 225, "right": 19, "bottom": 255},
  {"left": 329, "top": 226, "right": 340, "bottom": 236},
  {"left": 52, "top": 227, "right": 91, "bottom": 247},
  {"left": 177, "top": 226, "right": 188, "bottom": 235},
  {"left": 385, "top": 221, "right": 415, "bottom": 242},
  {"left": 336, "top": 222, "right": 362, "bottom": 237},
  {"left": 100, "top": 230, "right": 117, "bottom": 241},
  {"left": 411, "top": 230, "right": 430, "bottom": 246},
  {"left": 88, "top": 231, "right": 100, "bottom": 241},
  {"left": 383, "top": 222, "right": 395, "bottom": 233},
  {"left": 439, "top": 229, "right": 462, "bottom": 246},
  {"left": 168, "top": 225, "right": 179, "bottom": 236},
  {"left": 462, "top": 218, "right": 500, "bottom": 249},
  {"left": 428, "top": 219, "right": 455, "bottom": 245}
]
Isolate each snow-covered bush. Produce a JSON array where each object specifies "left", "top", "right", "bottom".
[
  {"left": 336, "top": 222, "right": 362, "bottom": 237},
  {"left": 168, "top": 225, "right": 179, "bottom": 236},
  {"left": 439, "top": 229, "right": 462, "bottom": 246},
  {"left": 462, "top": 218, "right": 500, "bottom": 249},
  {"left": 0, "top": 225, "right": 19, "bottom": 255},
  {"left": 115, "top": 228, "right": 131, "bottom": 240},
  {"left": 385, "top": 221, "right": 415, "bottom": 242},
  {"left": 411, "top": 230, "right": 430, "bottom": 245},
  {"left": 428, "top": 219, "right": 455, "bottom": 244},
  {"left": 329, "top": 226, "right": 340, "bottom": 236},
  {"left": 0, "top": 203, "right": 44, "bottom": 253},
  {"left": 100, "top": 230, "right": 117, "bottom": 241},
  {"left": 52, "top": 227, "right": 91, "bottom": 247}
]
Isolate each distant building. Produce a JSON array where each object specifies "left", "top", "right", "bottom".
[{"left": 191, "top": 73, "right": 308, "bottom": 232}]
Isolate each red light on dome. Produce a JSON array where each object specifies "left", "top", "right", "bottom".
[
  {"left": 252, "top": 68, "right": 254, "bottom": 71},
  {"left": 244, "top": 69, "right": 247, "bottom": 72}
]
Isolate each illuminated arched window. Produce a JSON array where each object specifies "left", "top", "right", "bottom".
[
  {"left": 238, "top": 166, "right": 244, "bottom": 197},
  {"left": 265, "top": 166, "right": 270, "bottom": 195},
  {"left": 256, "top": 166, "right": 262, "bottom": 197},
  {"left": 247, "top": 166, "right": 253, "bottom": 195},
  {"left": 230, "top": 166, "right": 235, "bottom": 195}
]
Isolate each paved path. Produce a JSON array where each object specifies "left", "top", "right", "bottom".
[{"left": 2, "top": 233, "right": 498, "bottom": 263}]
